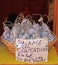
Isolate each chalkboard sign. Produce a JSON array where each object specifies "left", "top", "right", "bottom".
[{"left": 16, "top": 38, "right": 48, "bottom": 63}]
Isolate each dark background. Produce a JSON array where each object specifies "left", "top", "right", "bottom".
[{"left": 0, "top": 0, "right": 49, "bottom": 36}]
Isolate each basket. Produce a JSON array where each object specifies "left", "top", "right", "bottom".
[
  {"left": 0, "top": 36, "right": 57, "bottom": 54},
  {"left": 0, "top": 36, "right": 16, "bottom": 54}
]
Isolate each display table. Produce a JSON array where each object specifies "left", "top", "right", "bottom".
[{"left": 0, "top": 46, "right": 58, "bottom": 64}]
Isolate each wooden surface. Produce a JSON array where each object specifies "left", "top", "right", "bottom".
[{"left": 54, "top": 0, "right": 58, "bottom": 55}]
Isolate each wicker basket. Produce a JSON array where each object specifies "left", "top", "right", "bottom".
[
  {"left": 0, "top": 36, "right": 16, "bottom": 54},
  {"left": 0, "top": 36, "right": 57, "bottom": 54}
]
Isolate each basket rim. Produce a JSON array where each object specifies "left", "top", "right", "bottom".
[{"left": 1, "top": 36, "right": 57, "bottom": 44}]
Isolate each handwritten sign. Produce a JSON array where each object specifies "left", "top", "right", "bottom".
[{"left": 16, "top": 38, "right": 48, "bottom": 63}]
